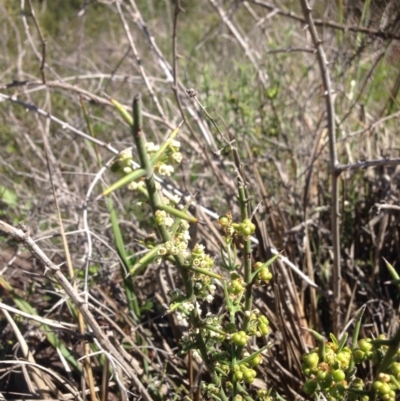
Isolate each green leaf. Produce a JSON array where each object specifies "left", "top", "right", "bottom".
[
  {"left": 102, "top": 167, "right": 146, "bottom": 197},
  {"left": 0, "top": 185, "right": 18, "bottom": 207},
  {"left": 110, "top": 98, "right": 133, "bottom": 126},
  {"left": 107, "top": 198, "right": 141, "bottom": 319}
]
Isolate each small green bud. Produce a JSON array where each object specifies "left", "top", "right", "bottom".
[
  {"left": 352, "top": 349, "right": 366, "bottom": 363},
  {"left": 358, "top": 338, "right": 373, "bottom": 353},
  {"left": 303, "top": 352, "right": 319, "bottom": 368},
  {"left": 259, "top": 267, "right": 273, "bottom": 282},
  {"left": 258, "top": 323, "right": 270, "bottom": 336},
  {"left": 234, "top": 371, "right": 243, "bottom": 381},
  {"left": 332, "top": 369, "right": 346, "bottom": 382},
  {"left": 243, "top": 368, "right": 256, "bottom": 383},
  {"left": 303, "top": 378, "right": 318, "bottom": 395},
  {"left": 232, "top": 331, "right": 247, "bottom": 346}
]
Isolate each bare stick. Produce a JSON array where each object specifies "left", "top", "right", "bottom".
[
  {"left": 335, "top": 157, "right": 400, "bottom": 173},
  {"left": 375, "top": 203, "right": 400, "bottom": 213},
  {"left": 250, "top": 0, "right": 400, "bottom": 41},
  {"left": 299, "top": 0, "right": 341, "bottom": 334},
  {"left": 26, "top": 0, "right": 47, "bottom": 83}
]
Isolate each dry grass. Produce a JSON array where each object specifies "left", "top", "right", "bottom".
[{"left": 1, "top": 1, "right": 400, "bottom": 400}]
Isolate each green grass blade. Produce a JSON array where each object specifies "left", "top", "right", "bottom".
[{"left": 107, "top": 198, "right": 141, "bottom": 319}]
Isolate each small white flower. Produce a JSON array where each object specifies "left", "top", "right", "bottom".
[
  {"left": 209, "top": 330, "right": 217, "bottom": 338},
  {"left": 209, "top": 284, "right": 216, "bottom": 293},
  {"left": 206, "top": 294, "right": 214, "bottom": 303},
  {"left": 157, "top": 247, "right": 167, "bottom": 256},
  {"left": 180, "top": 221, "right": 190, "bottom": 231},
  {"left": 182, "top": 230, "right": 191, "bottom": 242},
  {"left": 146, "top": 142, "right": 160, "bottom": 152},
  {"left": 172, "top": 152, "right": 183, "bottom": 163},
  {"left": 192, "top": 350, "right": 202, "bottom": 363},
  {"left": 181, "top": 250, "right": 191, "bottom": 259},
  {"left": 182, "top": 301, "right": 194, "bottom": 312},
  {"left": 123, "top": 166, "right": 133, "bottom": 174},
  {"left": 120, "top": 148, "right": 133, "bottom": 159},
  {"left": 171, "top": 140, "right": 181, "bottom": 148},
  {"left": 164, "top": 216, "right": 174, "bottom": 227},
  {"left": 160, "top": 196, "right": 171, "bottom": 205},
  {"left": 178, "top": 242, "right": 187, "bottom": 252},
  {"left": 128, "top": 181, "right": 137, "bottom": 190},
  {"left": 155, "top": 210, "right": 167, "bottom": 219},
  {"left": 196, "top": 302, "right": 202, "bottom": 316},
  {"left": 158, "top": 164, "right": 174, "bottom": 176},
  {"left": 171, "top": 195, "right": 181, "bottom": 204}
]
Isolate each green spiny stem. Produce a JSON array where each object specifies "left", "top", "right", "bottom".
[
  {"left": 237, "top": 184, "right": 253, "bottom": 332},
  {"left": 236, "top": 382, "right": 256, "bottom": 401},
  {"left": 130, "top": 94, "right": 212, "bottom": 370},
  {"left": 136, "top": 185, "right": 198, "bottom": 223},
  {"left": 236, "top": 344, "right": 271, "bottom": 365},
  {"left": 351, "top": 305, "right": 366, "bottom": 350},
  {"left": 376, "top": 324, "right": 400, "bottom": 374}
]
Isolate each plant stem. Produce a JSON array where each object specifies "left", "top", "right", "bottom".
[
  {"left": 237, "top": 185, "right": 253, "bottom": 331},
  {"left": 130, "top": 94, "right": 213, "bottom": 371}
]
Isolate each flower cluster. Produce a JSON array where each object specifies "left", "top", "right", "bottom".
[
  {"left": 218, "top": 214, "right": 256, "bottom": 242},
  {"left": 156, "top": 219, "right": 190, "bottom": 257},
  {"left": 110, "top": 147, "right": 135, "bottom": 175},
  {"left": 302, "top": 342, "right": 351, "bottom": 400},
  {"left": 146, "top": 140, "right": 182, "bottom": 177},
  {"left": 247, "top": 312, "right": 270, "bottom": 337},
  {"left": 253, "top": 261, "right": 273, "bottom": 283},
  {"left": 302, "top": 335, "right": 400, "bottom": 401},
  {"left": 186, "top": 243, "right": 216, "bottom": 301}
]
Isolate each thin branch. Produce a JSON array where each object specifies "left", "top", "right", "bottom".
[
  {"left": 375, "top": 203, "right": 400, "bottom": 213},
  {"left": 335, "top": 157, "right": 400, "bottom": 173},
  {"left": 250, "top": 0, "right": 400, "bottom": 41},
  {"left": 299, "top": 0, "right": 341, "bottom": 334},
  {"left": 26, "top": 0, "right": 47, "bottom": 83}
]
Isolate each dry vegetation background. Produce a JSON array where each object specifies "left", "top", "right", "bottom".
[{"left": 1, "top": 0, "right": 400, "bottom": 400}]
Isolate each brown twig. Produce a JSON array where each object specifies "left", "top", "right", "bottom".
[
  {"left": 299, "top": 0, "right": 341, "bottom": 334},
  {"left": 374, "top": 203, "right": 400, "bottom": 213},
  {"left": 250, "top": 0, "right": 400, "bottom": 41},
  {"left": 335, "top": 157, "right": 400, "bottom": 173},
  {"left": 26, "top": 0, "right": 47, "bottom": 83}
]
